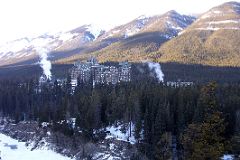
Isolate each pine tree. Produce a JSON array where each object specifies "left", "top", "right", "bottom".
[
  {"left": 155, "top": 132, "right": 172, "bottom": 160},
  {"left": 231, "top": 133, "right": 240, "bottom": 156},
  {"left": 181, "top": 82, "right": 226, "bottom": 160}
]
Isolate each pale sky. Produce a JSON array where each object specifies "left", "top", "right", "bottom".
[{"left": 0, "top": 0, "right": 239, "bottom": 43}]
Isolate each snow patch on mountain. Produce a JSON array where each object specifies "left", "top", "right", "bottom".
[
  {"left": 192, "top": 2, "right": 240, "bottom": 33},
  {"left": 125, "top": 28, "right": 141, "bottom": 37},
  {"left": 200, "top": 10, "right": 224, "bottom": 19},
  {"left": 207, "top": 20, "right": 239, "bottom": 24},
  {"left": 136, "top": 15, "right": 149, "bottom": 25},
  {"left": 124, "top": 17, "right": 150, "bottom": 38},
  {"left": 178, "top": 30, "right": 186, "bottom": 35},
  {"left": 166, "top": 21, "right": 183, "bottom": 31},
  {"left": 58, "top": 32, "right": 78, "bottom": 41},
  {"left": 103, "top": 15, "right": 150, "bottom": 39},
  {"left": 0, "top": 31, "right": 79, "bottom": 61},
  {"left": 137, "top": 15, "right": 148, "bottom": 20},
  {"left": 0, "top": 38, "right": 30, "bottom": 53},
  {"left": 86, "top": 25, "right": 104, "bottom": 40},
  {"left": 200, "top": 14, "right": 211, "bottom": 19},
  {"left": 112, "top": 30, "right": 120, "bottom": 34},
  {"left": 213, "top": 10, "right": 222, "bottom": 14},
  {"left": 195, "top": 27, "right": 240, "bottom": 31},
  {"left": 31, "top": 37, "right": 55, "bottom": 48}
]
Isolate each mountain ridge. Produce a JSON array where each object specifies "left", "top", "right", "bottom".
[
  {"left": 0, "top": 10, "right": 195, "bottom": 66},
  {"left": 54, "top": 10, "right": 195, "bottom": 63},
  {"left": 155, "top": 1, "right": 240, "bottom": 67},
  {"left": 1, "top": 1, "right": 240, "bottom": 67}
]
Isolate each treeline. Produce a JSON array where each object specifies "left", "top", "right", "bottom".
[{"left": 0, "top": 75, "right": 240, "bottom": 159}]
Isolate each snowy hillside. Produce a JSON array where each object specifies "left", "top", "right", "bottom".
[
  {"left": 0, "top": 25, "right": 103, "bottom": 66},
  {"left": 0, "top": 32, "right": 76, "bottom": 59},
  {"left": 0, "top": 133, "right": 73, "bottom": 160},
  {"left": 189, "top": 1, "right": 240, "bottom": 31},
  {"left": 100, "top": 15, "right": 150, "bottom": 39},
  {"left": 99, "top": 12, "right": 195, "bottom": 40},
  {"left": 0, "top": 120, "right": 143, "bottom": 160},
  {"left": 0, "top": 10, "right": 196, "bottom": 66}
]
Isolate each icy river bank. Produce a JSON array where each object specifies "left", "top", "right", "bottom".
[{"left": 0, "top": 133, "right": 73, "bottom": 160}]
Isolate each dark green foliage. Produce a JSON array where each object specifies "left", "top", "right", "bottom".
[
  {"left": 0, "top": 65, "right": 240, "bottom": 159},
  {"left": 155, "top": 132, "right": 172, "bottom": 160},
  {"left": 231, "top": 133, "right": 240, "bottom": 156},
  {"left": 182, "top": 83, "right": 226, "bottom": 160}
]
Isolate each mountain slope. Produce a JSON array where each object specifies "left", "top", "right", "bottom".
[
  {"left": 4, "top": 1, "right": 240, "bottom": 67},
  {"left": 56, "top": 11, "right": 195, "bottom": 63},
  {"left": 99, "top": 15, "right": 151, "bottom": 40},
  {"left": 156, "top": 1, "right": 240, "bottom": 66},
  {"left": 54, "top": 15, "right": 167, "bottom": 63},
  {"left": 0, "top": 25, "right": 102, "bottom": 66}
]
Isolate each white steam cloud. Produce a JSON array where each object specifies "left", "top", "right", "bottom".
[
  {"left": 36, "top": 47, "right": 52, "bottom": 80},
  {"left": 147, "top": 62, "right": 164, "bottom": 82}
]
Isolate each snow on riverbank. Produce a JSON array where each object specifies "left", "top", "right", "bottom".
[{"left": 0, "top": 133, "right": 74, "bottom": 160}]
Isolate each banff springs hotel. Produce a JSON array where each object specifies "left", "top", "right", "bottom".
[{"left": 70, "top": 57, "right": 131, "bottom": 89}]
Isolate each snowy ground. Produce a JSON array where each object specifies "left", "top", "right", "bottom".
[
  {"left": 0, "top": 133, "right": 74, "bottom": 160},
  {"left": 221, "top": 154, "right": 234, "bottom": 160},
  {"left": 106, "top": 122, "right": 137, "bottom": 144}
]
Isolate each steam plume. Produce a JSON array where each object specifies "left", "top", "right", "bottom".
[
  {"left": 147, "top": 62, "right": 164, "bottom": 82},
  {"left": 36, "top": 47, "right": 52, "bottom": 80}
]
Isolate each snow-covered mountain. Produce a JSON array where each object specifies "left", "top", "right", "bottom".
[
  {"left": 99, "top": 15, "right": 151, "bottom": 40},
  {"left": 99, "top": 11, "right": 195, "bottom": 40},
  {"left": 2, "top": 2, "right": 240, "bottom": 67},
  {"left": 0, "top": 25, "right": 104, "bottom": 66},
  {"left": 56, "top": 25, "right": 105, "bottom": 51},
  {"left": 158, "top": 1, "right": 240, "bottom": 67},
  {"left": 0, "top": 33, "right": 75, "bottom": 59},
  {"left": 140, "top": 10, "right": 196, "bottom": 39},
  {"left": 0, "top": 10, "right": 195, "bottom": 66},
  {"left": 187, "top": 1, "right": 240, "bottom": 31},
  {"left": 67, "top": 10, "right": 195, "bottom": 63}
]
